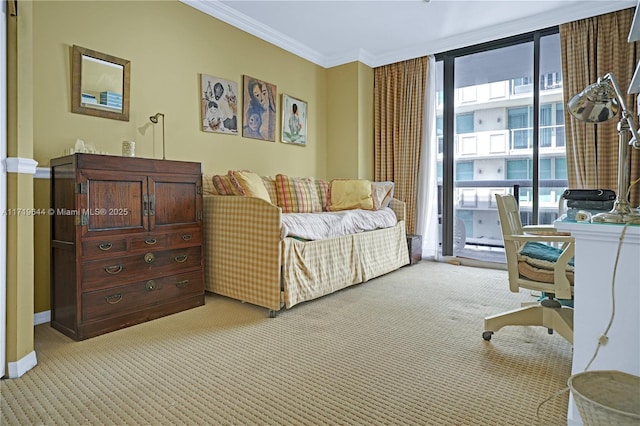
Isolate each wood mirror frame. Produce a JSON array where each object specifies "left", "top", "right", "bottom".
[{"left": 71, "top": 45, "right": 130, "bottom": 121}]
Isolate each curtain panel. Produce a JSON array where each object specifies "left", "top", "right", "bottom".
[
  {"left": 560, "top": 7, "right": 640, "bottom": 206},
  {"left": 374, "top": 57, "right": 428, "bottom": 234}
]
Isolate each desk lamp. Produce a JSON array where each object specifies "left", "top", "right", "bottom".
[
  {"left": 150, "top": 113, "right": 166, "bottom": 160},
  {"left": 568, "top": 72, "right": 640, "bottom": 223}
]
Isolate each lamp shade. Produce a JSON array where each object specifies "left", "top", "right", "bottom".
[{"left": 567, "top": 80, "right": 620, "bottom": 123}]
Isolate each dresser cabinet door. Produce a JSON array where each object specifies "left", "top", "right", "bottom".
[
  {"left": 148, "top": 174, "right": 202, "bottom": 231},
  {"left": 78, "top": 170, "right": 148, "bottom": 236}
]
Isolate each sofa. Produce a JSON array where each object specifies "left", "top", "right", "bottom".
[{"left": 202, "top": 171, "right": 410, "bottom": 316}]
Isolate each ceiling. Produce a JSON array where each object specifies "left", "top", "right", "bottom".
[{"left": 183, "top": 0, "right": 637, "bottom": 68}]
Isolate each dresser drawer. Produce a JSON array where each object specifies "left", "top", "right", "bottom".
[
  {"left": 168, "top": 229, "right": 202, "bottom": 246},
  {"left": 82, "top": 238, "right": 128, "bottom": 258},
  {"left": 82, "top": 246, "right": 202, "bottom": 290},
  {"left": 81, "top": 270, "right": 203, "bottom": 322},
  {"left": 130, "top": 234, "right": 169, "bottom": 251}
]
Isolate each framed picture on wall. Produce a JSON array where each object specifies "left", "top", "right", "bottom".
[
  {"left": 281, "top": 94, "right": 307, "bottom": 146},
  {"left": 242, "top": 75, "right": 277, "bottom": 142},
  {"left": 201, "top": 74, "right": 238, "bottom": 134}
]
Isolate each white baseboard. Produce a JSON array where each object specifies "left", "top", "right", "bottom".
[
  {"left": 2, "top": 312, "right": 49, "bottom": 379},
  {"left": 6, "top": 350, "right": 37, "bottom": 378},
  {"left": 34, "top": 310, "right": 50, "bottom": 326}
]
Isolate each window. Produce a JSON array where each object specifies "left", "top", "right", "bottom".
[
  {"left": 540, "top": 158, "right": 551, "bottom": 179},
  {"left": 456, "top": 161, "right": 474, "bottom": 180},
  {"left": 555, "top": 157, "right": 567, "bottom": 179},
  {"left": 456, "top": 113, "right": 474, "bottom": 134},
  {"left": 540, "top": 104, "right": 552, "bottom": 148},
  {"left": 506, "top": 159, "right": 531, "bottom": 180},
  {"left": 508, "top": 107, "right": 532, "bottom": 149},
  {"left": 435, "top": 28, "right": 567, "bottom": 257}
]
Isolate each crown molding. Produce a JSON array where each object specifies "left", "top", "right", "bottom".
[
  {"left": 183, "top": 1, "right": 636, "bottom": 69},
  {"left": 181, "top": 0, "right": 332, "bottom": 67}
]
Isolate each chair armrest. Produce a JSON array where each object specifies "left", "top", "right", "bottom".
[
  {"left": 505, "top": 234, "right": 575, "bottom": 244},
  {"left": 523, "top": 225, "right": 570, "bottom": 236}
]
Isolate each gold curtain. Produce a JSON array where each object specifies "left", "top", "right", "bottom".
[
  {"left": 561, "top": 7, "right": 640, "bottom": 206},
  {"left": 374, "top": 57, "right": 428, "bottom": 234}
]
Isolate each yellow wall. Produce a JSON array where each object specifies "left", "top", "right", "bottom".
[
  {"left": 6, "top": 0, "right": 36, "bottom": 370},
  {"left": 32, "top": 0, "right": 329, "bottom": 176},
  {"left": 23, "top": 0, "right": 375, "bottom": 316},
  {"left": 325, "top": 62, "right": 375, "bottom": 179}
]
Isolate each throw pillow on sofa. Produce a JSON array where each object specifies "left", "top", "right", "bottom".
[
  {"left": 371, "top": 181, "right": 394, "bottom": 210},
  {"left": 315, "top": 179, "right": 329, "bottom": 211},
  {"left": 327, "top": 179, "right": 374, "bottom": 211},
  {"left": 275, "top": 174, "right": 322, "bottom": 213},
  {"left": 261, "top": 175, "right": 278, "bottom": 204},
  {"left": 228, "top": 170, "right": 272, "bottom": 203},
  {"left": 212, "top": 174, "right": 243, "bottom": 196}
]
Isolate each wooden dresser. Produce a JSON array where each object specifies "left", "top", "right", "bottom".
[{"left": 50, "top": 153, "right": 205, "bottom": 340}]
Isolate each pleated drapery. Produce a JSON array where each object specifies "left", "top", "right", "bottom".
[
  {"left": 374, "top": 57, "right": 428, "bottom": 234},
  {"left": 560, "top": 7, "right": 640, "bottom": 206}
]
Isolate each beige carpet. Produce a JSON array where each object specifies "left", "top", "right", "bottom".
[{"left": 1, "top": 261, "right": 572, "bottom": 425}]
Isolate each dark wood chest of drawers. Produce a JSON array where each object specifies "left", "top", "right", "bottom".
[{"left": 50, "top": 153, "right": 205, "bottom": 340}]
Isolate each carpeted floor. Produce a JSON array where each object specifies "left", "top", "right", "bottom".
[{"left": 1, "top": 261, "right": 572, "bottom": 425}]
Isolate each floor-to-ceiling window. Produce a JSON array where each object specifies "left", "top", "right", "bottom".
[{"left": 435, "top": 28, "right": 568, "bottom": 262}]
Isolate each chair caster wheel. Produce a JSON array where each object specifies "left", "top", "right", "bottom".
[{"left": 482, "top": 331, "right": 493, "bottom": 341}]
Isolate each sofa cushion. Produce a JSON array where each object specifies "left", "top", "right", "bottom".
[
  {"left": 261, "top": 175, "right": 277, "bottom": 205},
  {"left": 328, "top": 179, "right": 374, "bottom": 211},
  {"left": 275, "top": 174, "right": 322, "bottom": 213},
  {"left": 202, "top": 174, "right": 217, "bottom": 195},
  {"left": 229, "top": 170, "right": 272, "bottom": 203},
  {"left": 212, "top": 174, "right": 242, "bottom": 195},
  {"left": 315, "top": 179, "right": 330, "bottom": 211},
  {"left": 371, "top": 181, "right": 394, "bottom": 210}
]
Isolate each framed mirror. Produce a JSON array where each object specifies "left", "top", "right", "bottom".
[{"left": 71, "top": 45, "right": 130, "bottom": 121}]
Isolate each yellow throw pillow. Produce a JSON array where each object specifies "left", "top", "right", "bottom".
[
  {"left": 228, "top": 170, "right": 272, "bottom": 203},
  {"left": 328, "top": 179, "right": 373, "bottom": 211}
]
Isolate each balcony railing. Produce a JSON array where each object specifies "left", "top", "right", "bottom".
[{"left": 510, "top": 125, "right": 565, "bottom": 150}]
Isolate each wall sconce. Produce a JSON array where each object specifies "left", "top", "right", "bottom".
[
  {"left": 149, "top": 113, "right": 166, "bottom": 160},
  {"left": 497, "top": 167, "right": 502, "bottom": 173},
  {"left": 568, "top": 72, "right": 640, "bottom": 223}
]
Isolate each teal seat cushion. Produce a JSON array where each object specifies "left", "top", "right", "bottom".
[{"left": 519, "top": 241, "right": 574, "bottom": 268}]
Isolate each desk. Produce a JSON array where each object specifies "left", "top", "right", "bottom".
[{"left": 554, "top": 220, "right": 640, "bottom": 426}]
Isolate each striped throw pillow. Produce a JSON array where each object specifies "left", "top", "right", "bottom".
[
  {"left": 275, "top": 174, "right": 322, "bottom": 213},
  {"left": 315, "top": 179, "right": 330, "bottom": 211},
  {"left": 212, "top": 174, "right": 242, "bottom": 195}
]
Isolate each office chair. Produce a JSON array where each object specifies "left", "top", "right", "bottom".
[{"left": 483, "top": 194, "right": 575, "bottom": 344}]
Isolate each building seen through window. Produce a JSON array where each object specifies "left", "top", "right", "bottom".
[{"left": 435, "top": 31, "right": 568, "bottom": 261}]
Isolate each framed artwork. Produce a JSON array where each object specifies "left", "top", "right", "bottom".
[
  {"left": 201, "top": 74, "right": 238, "bottom": 134},
  {"left": 242, "top": 75, "right": 277, "bottom": 141},
  {"left": 281, "top": 94, "right": 307, "bottom": 146}
]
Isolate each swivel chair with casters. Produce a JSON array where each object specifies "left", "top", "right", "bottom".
[{"left": 483, "top": 194, "right": 575, "bottom": 344}]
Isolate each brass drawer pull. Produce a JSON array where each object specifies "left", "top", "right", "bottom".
[
  {"left": 144, "top": 238, "right": 157, "bottom": 245},
  {"left": 105, "top": 264, "right": 123, "bottom": 275},
  {"left": 175, "top": 279, "right": 190, "bottom": 288},
  {"left": 144, "top": 253, "right": 155, "bottom": 263},
  {"left": 98, "top": 242, "right": 113, "bottom": 251},
  {"left": 174, "top": 254, "right": 188, "bottom": 263},
  {"left": 145, "top": 280, "right": 156, "bottom": 291},
  {"left": 105, "top": 293, "right": 122, "bottom": 304},
  {"left": 182, "top": 233, "right": 192, "bottom": 241}
]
